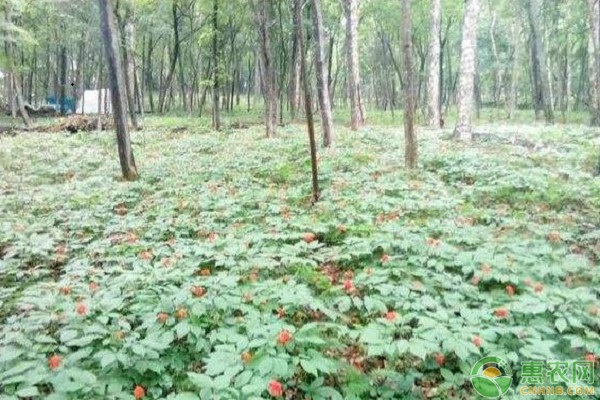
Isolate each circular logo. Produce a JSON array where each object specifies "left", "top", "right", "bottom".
[{"left": 470, "top": 356, "right": 513, "bottom": 398}]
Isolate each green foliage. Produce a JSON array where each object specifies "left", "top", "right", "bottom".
[{"left": 0, "top": 119, "right": 599, "bottom": 399}]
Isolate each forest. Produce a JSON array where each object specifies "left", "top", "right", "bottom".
[{"left": 0, "top": 0, "right": 599, "bottom": 399}]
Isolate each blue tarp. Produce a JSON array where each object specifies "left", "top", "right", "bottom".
[{"left": 47, "top": 95, "right": 75, "bottom": 113}]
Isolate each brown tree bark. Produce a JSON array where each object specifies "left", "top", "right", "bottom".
[
  {"left": 289, "top": 0, "right": 303, "bottom": 121},
  {"left": 158, "top": 1, "right": 181, "bottom": 114},
  {"left": 453, "top": 0, "right": 480, "bottom": 141},
  {"left": 252, "top": 0, "right": 278, "bottom": 138},
  {"left": 123, "top": 2, "right": 140, "bottom": 129},
  {"left": 342, "top": 0, "right": 364, "bottom": 130},
  {"left": 298, "top": 2, "right": 319, "bottom": 203},
  {"left": 310, "top": 0, "right": 334, "bottom": 147},
  {"left": 587, "top": 0, "right": 600, "bottom": 126},
  {"left": 98, "top": 0, "right": 138, "bottom": 181},
  {"left": 211, "top": 0, "right": 220, "bottom": 130},
  {"left": 59, "top": 45, "right": 68, "bottom": 115},
  {"left": 526, "top": 0, "right": 553, "bottom": 123},
  {"left": 427, "top": 0, "right": 441, "bottom": 128},
  {"left": 507, "top": 21, "right": 520, "bottom": 119},
  {"left": 402, "top": 0, "right": 417, "bottom": 169},
  {"left": 3, "top": 3, "right": 31, "bottom": 127}
]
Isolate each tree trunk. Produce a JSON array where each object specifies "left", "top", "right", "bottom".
[
  {"left": 489, "top": 10, "right": 503, "bottom": 113},
  {"left": 588, "top": 0, "right": 600, "bottom": 126},
  {"left": 59, "top": 45, "right": 68, "bottom": 115},
  {"left": 507, "top": 22, "right": 520, "bottom": 119},
  {"left": 402, "top": 0, "right": 417, "bottom": 169},
  {"left": 98, "top": 0, "right": 138, "bottom": 181},
  {"left": 211, "top": 0, "right": 220, "bottom": 130},
  {"left": 453, "top": 0, "right": 480, "bottom": 141},
  {"left": 343, "top": 0, "right": 364, "bottom": 130},
  {"left": 3, "top": 3, "right": 31, "bottom": 127},
  {"left": 289, "top": 0, "right": 303, "bottom": 121},
  {"left": 252, "top": 0, "right": 278, "bottom": 137},
  {"left": 427, "top": 0, "right": 441, "bottom": 128},
  {"left": 310, "top": 0, "right": 334, "bottom": 147},
  {"left": 145, "top": 35, "right": 155, "bottom": 113},
  {"left": 298, "top": 2, "right": 319, "bottom": 203},
  {"left": 526, "top": 0, "right": 553, "bottom": 123},
  {"left": 123, "top": 3, "right": 139, "bottom": 129},
  {"left": 158, "top": 1, "right": 181, "bottom": 114}
]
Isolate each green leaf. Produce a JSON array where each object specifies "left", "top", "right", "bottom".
[
  {"left": 15, "top": 386, "right": 39, "bottom": 397},
  {"left": 300, "top": 359, "right": 319, "bottom": 376},
  {"left": 187, "top": 372, "right": 213, "bottom": 389},
  {"left": 555, "top": 318, "right": 567, "bottom": 333},
  {"left": 0, "top": 347, "right": 22, "bottom": 363}
]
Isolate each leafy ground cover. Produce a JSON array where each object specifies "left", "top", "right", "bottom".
[{"left": 0, "top": 119, "right": 599, "bottom": 399}]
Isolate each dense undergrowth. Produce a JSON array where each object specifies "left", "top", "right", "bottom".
[{"left": 0, "top": 119, "right": 599, "bottom": 399}]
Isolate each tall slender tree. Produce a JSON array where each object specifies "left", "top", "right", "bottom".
[
  {"left": 289, "top": 0, "right": 302, "bottom": 121},
  {"left": 427, "top": 0, "right": 441, "bottom": 128},
  {"left": 343, "top": 0, "right": 364, "bottom": 130},
  {"left": 252, "top": 0, "right": 278, "bottom": 138},
  {"left": 588, "top": 0, "right": 600, "bottom": 126},
  {"left": 211, "top": 0, "right": 220, "bottom": 131},
  {"left": 123, "top": 1, "right": 139, "bottom": 130},
  {"left": 298, "top": 1, "right": 319, "bottom": 202},
  {"left": 453, "top": 0, "right": 480, "bottom": 141},
  {"left": 526, "top": 0, "right": 553, "bottom": 123},
  {"left": 402, "top": 0, "right": 417, "bottom": 168},
  {"left": 3, "top": 2, "right": 31, "bottom": 127},
  {"left": 98, "top": 0, "right": 138, "bottom": 181},
  {"left": 310, "top": 0, "right": 334, "bottom": 147}
]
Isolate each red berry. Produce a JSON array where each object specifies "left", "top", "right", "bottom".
[
  {"left": 76, "top": 302, "right": 87, "bottom": 316},
  {"left": 133, "top": 385, "right": 145, "bottom": 399},
  {"left": 505, "top": 285, "right": 515, "bottom": 297},
  {"left": 267, "top": 380, "right": 283, "bottom": 397},
  {"left": 48, "top": 354, "right": 62, "bottom": 370},
  {"left": 277, "top": 329, "right": 293, "bottom": 345},
  {"left": 495, "top": 308, "right": 509, "bottom": 319},
  {"left": 343, "top": 279, "right": 354, "bottom": 293},
  {"left": 435, "top": 353, "right": 445, "bottom": 367}
]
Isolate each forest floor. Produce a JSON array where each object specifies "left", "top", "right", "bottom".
[{"left": 0, "top": 118, "right": 599, "bottom": 399}]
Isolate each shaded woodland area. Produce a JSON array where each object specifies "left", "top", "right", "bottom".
[{"left": 1, "top": 1, "right": 600, "bottom": 399}]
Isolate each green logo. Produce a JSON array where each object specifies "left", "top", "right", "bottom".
[{"left": 470, "top": 356, "right": 513, "bottom": 398}]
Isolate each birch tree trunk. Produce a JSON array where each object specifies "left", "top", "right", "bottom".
[
  {"left": 253, "top": 0, "right": 278, "bottom": 137},
  {"left": 453, "top": 0, "right": 480, "bottom": 141},
  {"left": 402, "top": 0, "right": 417, "bottom": 169},
  {"left": 3, "top": 3, "right": 31, "bottom": 127},
  {"left": 98, "top": 0, "right": 138, "bottom": 181},
  {"left": 587, "top": 0, "right": 600, "bottom": 126},
  {"left": 158, "top": 2, "right": 180, "bottom": 114},
  {"left": 427, "top": 0, "right": 441, "bottom": 128},
  {"left": 212, "top": 0, "right": 220, "bottom": 131},
  {"left": 526, "top": 0, "right": 553, "bottom": 123},
  {"left": 489, "top": 10, "right": 503, "bottom": 111},
  {"left": 289, "top": 0, "right": 302, "bottom": 121},
  {"left": 297, "top": 4, "right": 320, "bottom": 202},
  {"left": 311, "top": 0, "right": 335, "bottom": 147},
  {"left": 123, "top": 2, "right": 139, "bottom": 129},
  {"left": 507, "top": 22, "right": 520, "bottom": 119},
  {"left": 343, "top": 0, "right": 364, "bottom": 130}
]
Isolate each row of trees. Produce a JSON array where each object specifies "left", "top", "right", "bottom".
[{"left": 2, "top": 0, "right": 600, "bottom": 181}]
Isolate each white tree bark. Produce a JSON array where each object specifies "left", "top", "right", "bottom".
[
  {"left": 343, "top": 0, "right": 364, "bottom": 130},
  {"left": 252, "top": 0, "right": 278, "bottom": 137},
  {"left": 311, "top": 0, "right": 334, "bottom": 147},
  {"left": 427, "top": 0, "right": 441, "bottom": 128},
  {"left": 453, "top": 0, "right": 480, "bottom": 141},
  {"left": 588, "top": 0, "right": 600, "bottom": 125}
]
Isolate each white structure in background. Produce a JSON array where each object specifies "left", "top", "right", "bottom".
[{"left": 76, "top": 89, "right": 112, "bottom": 114}]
